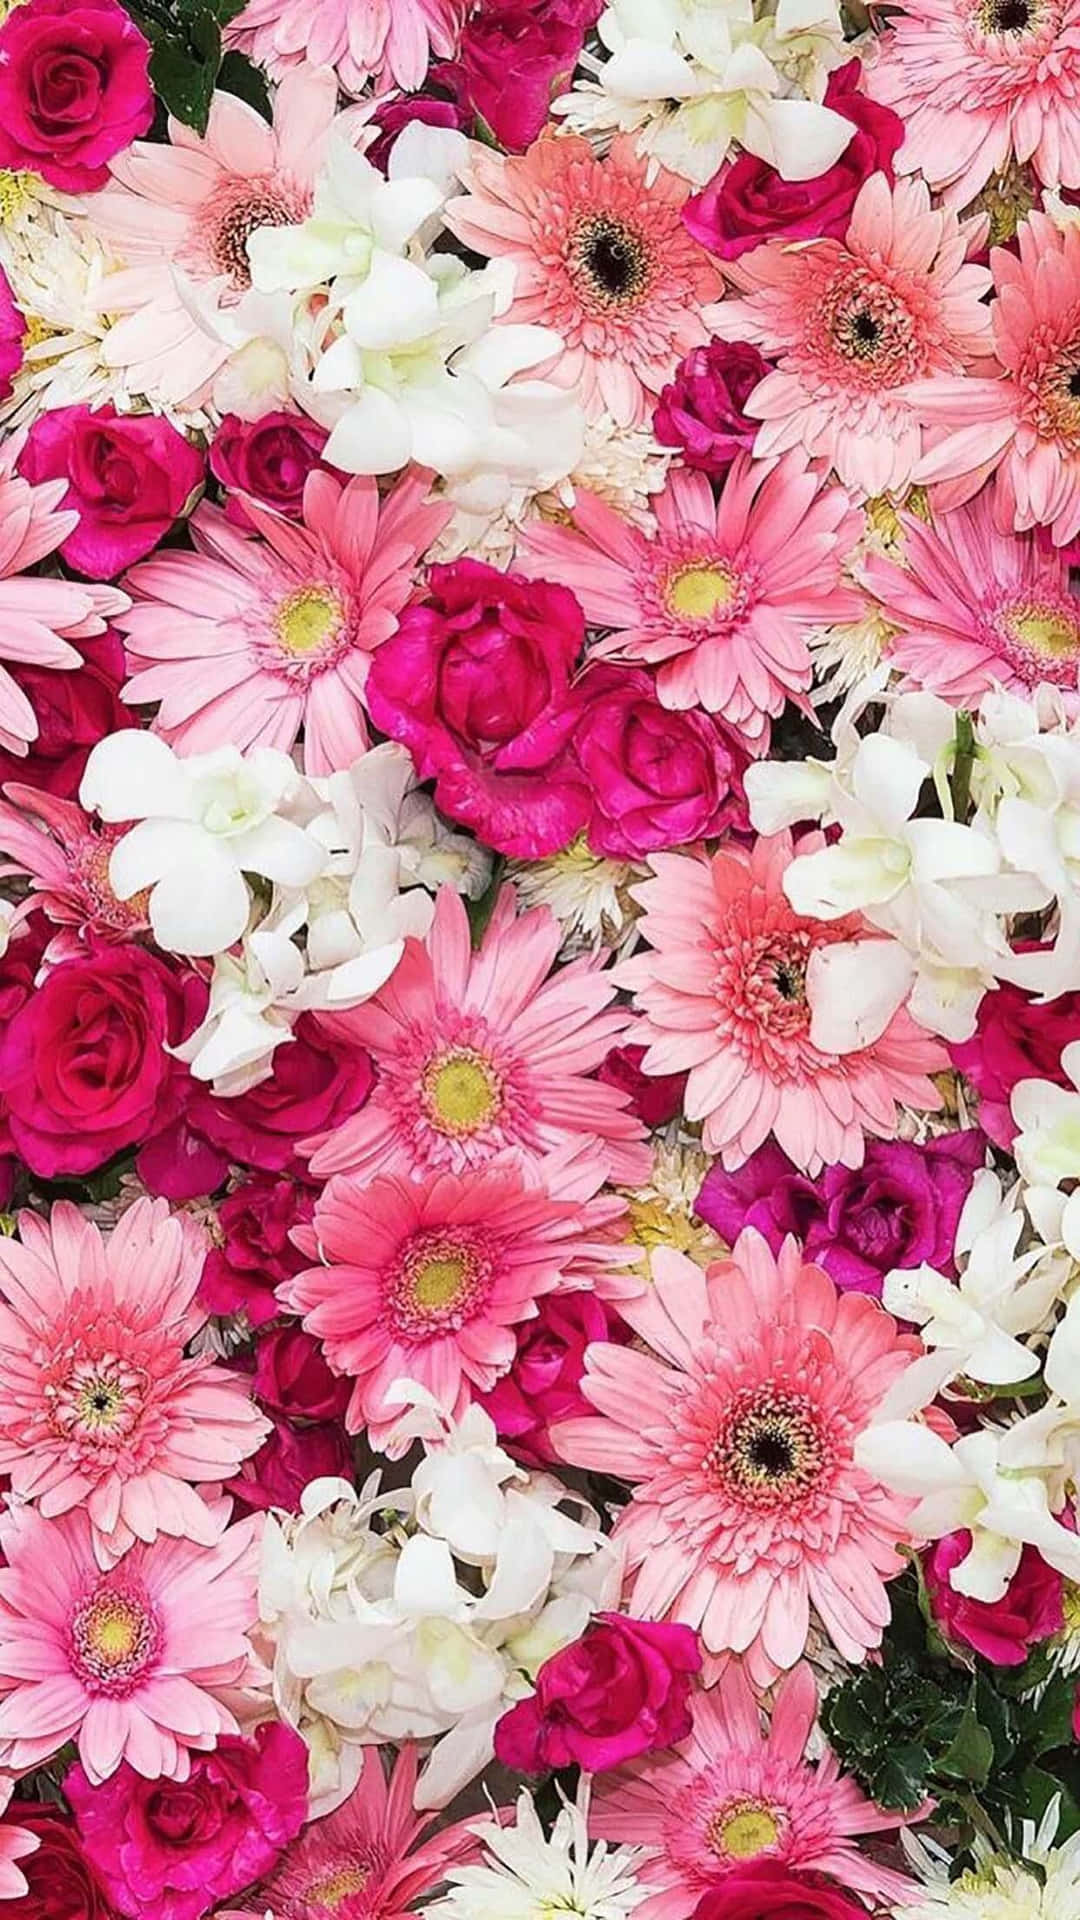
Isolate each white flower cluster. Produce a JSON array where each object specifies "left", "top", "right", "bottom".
[
  {"left": 258, "top": 1387, "right": 622, "bottom": 1816},
  {"left": 80, "top": 731, "right": 488, "bottom": 1093},
  {"left": 426, "top": 1787, "right": 647, "bottom": 1920}
]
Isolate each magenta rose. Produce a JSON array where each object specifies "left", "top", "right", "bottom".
[
  {"left": 653, "top": 341, "right": 771, "bottom": 477},
  {"left": 445, "top": 0, "right": 601, "bottom": 150},
  {"left": 186, "top": 1014, "right": 374, "bottom": 1177},
  {"left": 569, "top": 663, "right": 748, "bottom": 859},
  {"left": 200, "top": 1176, "right": 316, "bottom": 1326},
  {"left": 0, "top": 266, "right": 22, "bottom": 402},
  {"left": 367, "top": 558, "right": 590, "bottom": 859},
  {"left": 367, "top": 93, "right": 469, "bottom": 172},
  {"left": 949, "top": 968, "right": 1080, "bottom": 1149},
  {"left": 0, "top": 942, "right": 203, "bottom": 1178},
  {"left": 691, "top": 1871, "right": 872, "bottom": 1920},
  {"left": 696, "top": 1132, "right": 984, "bottom": 1296},
  {"left": 0, "top": 629, "right": 134, "bottom": 800},
  {"left": 495, "top": 1613, "right": 701, "bottom": 1774},
  {"left": 253, "top": 1325, "right": 351, "bottom": 1423},
  {"left": 925, "top": 1532, "right": 1065, "bottom": 1666},
  {"left": 481, "top": 1290, "right": 631, "bottom": 1468},
  {"left": 0, "top": 0, "right": 153, "bottom": 192},
  {"left": 210, "top": 411, "right": 331, "bottom": 527},
  {"left": 227, "top": 1414, "right": 353, "bottom": 1513},
  {"left": 21, "top": 404, "right": 204, "bottom": 577},
  {"left": 4, "top": 1805, "right": 112, "bottom": 1920},
  {"left": 684, "top": 60, "right": 904, "bottom": 259},
  {"left": 68, "top": 1723, "right": 308, "bottom": 1920},
  {"left": 597, "top": 1044, "right": 687, "bottom": 1129}
]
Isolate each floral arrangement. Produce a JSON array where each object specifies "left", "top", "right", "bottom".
[{"left": 4, "top": 0, "right": 1080, "bottom": 1916}]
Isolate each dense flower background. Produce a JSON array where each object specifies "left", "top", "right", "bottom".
[{"left": 3, "top": 0, "right": 1080, "bottom": 1915}]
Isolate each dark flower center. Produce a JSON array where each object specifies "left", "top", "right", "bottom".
[
  {"left": 986, "top": 0, "right": 1031, "bottom": 27},
  {"left": 572, "top": 214, "right": 650, "bottom": 308}
]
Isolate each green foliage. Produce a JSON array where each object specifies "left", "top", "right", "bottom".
[{"left": 120, "top": 0, "right": 268, "bottom": 133}]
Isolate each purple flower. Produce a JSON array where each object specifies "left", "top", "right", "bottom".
[
  {"left": 696, "top": 1132, "right": 986, "bottom": 1296},
  {"left": 653, "top": 341, "right": 771, "bottom": 478}
]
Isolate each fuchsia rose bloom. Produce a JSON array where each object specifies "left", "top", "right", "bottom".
[
  {"left": 253, "top": 1325, "right": 351, "bottom": 1423},
  {"left": 0, "top": 0, "right": 153, "bottom": 191},
  {"left": 367, "top": 558, "right": 590, "bottom": 858},
  {"left": 684, "top": 61, "right": 904, "bottom": 260},
  {"left": 0, "top": 943, "right": 203, "bottom": 1178},
  {"left": 925, "top": 1532, "right": 1065, "bottom": 1665},
  {"left": 949, "top": 970, "right": 1080, "bottom": 1149},
  {"left": 696, "top": 1133, "right": 985, "bottom": 1295},
  {"left": 21, "top": 405, "right": 204, "bottom": 578},
  {"left": 68, "top": 1722, "right": 309, "bottom": 1920},
  {"left": 449, "top": 0, "right": 601, "bottom": 150},
  {"left": 200, "top": 1178, "right": 317, "bottom": 1326},
  {"left": 0, "top": 267, "right": 23, "bottom": 402},
  {"left": 4, "top": 1805, "right": 110, "bottom": 1917},
  {"left": 186, "top": 1016, "right": 374, "bottom": 1180},
  {"left": 0, "top": 629, "right": 134, "bottom": 801},
  {"left": 569, "top": 664, "right": 748, "bottom": 859},
  {"left": 654, "top": 342, "right": 772, "bottom": 478},
  {"left": 480, "top": 1289, "right": 631, "bottom": 1468},
  {"left": 598, "top": 1044, "right": 688, "bottom": 1130},
  {"left": 226, "top": 1415, "right": 353, "bottom": 1515},
  {"left": 209, "top": 411, "right": 331, "bottom": 526},
  {"left": 367, "top": 93, "right": 470, "bottom": 171},
  {"left": 496, "top": 1614, "right": 701, "bottom": 1774},
  {"left": 691, "top": 1872, "right": 875, "bottom": 1920}
]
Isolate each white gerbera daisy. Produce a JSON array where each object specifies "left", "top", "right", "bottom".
[{"left": 425, "top": 1788, "right": 646, "bottom": 1920}]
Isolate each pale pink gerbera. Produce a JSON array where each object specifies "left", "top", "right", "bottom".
[
  {"left": 306, "top": 882, "right": 648, "bottom": 1185},
  {"left": 709, "top": 173, "right": 992, "bottom": 499},
  {"left": 868, "top": 0, "right": 1080, "bottom": 207},
  {"left": 519, "top": 458, "right": 860, "bottom": 748},
  {"left": 0, "top": 1782, "right": 38, "bottom": 1901},
  {"left": 228, "top": 1744, "right": 481, "bottom": 1919},
  {"left": 864, "top": 485, "right": 1080, "bottom": 702},
  {"left": 914, "top": 213, "right": 1080, "bottom": 545},
  {"left": 590, "top": 1662, "right": 918, "bottom": 1920},
  {"left": 118, "top": 468, "right": 449, "bottom": 775},
  {"left": 225, "top": 0, "right": 463, "bottom": 93},
  {"left": 0, "top": 783, "right": 150, "bottom": 953},
  {"left": 0, "top": 1504, "right": 264, "bottom": 1782},
  {"left": 284, "top": 1148, "right": 631, "bottom": 1449},
  {"left": 619, "top": 836, "right": 946, "bottom": 1173},
  {"left": 84, "top": 68, "right": 336, "bottom": 409},
  {"left": 445, "top": 134, "right": 722, "bottom": 427},
  {"left": 554, "top": 1233, "right": 921, "bottom": 1685},
  {"left": 0, "top": 1199, "right": 268, "bottom": 1563},
  {"left": 0, "top": 436, "right": 126, "bottom": 758}
]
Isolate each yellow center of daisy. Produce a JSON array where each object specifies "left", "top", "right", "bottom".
[
  {"left": 667, "top": 565, "right": 736, "bottom": 621},
  {"left": 277, "top": 587, "right": 343, "bottom": 657},
  {"left": 707, "top": 1800, "right": 782, "bottom": 1860},
  {"left": 70, "top": 1584, "right": 159, "bottom": 1695},
  {"left": 412, "top": 1254, "right": 469, "bottom": 1311},
  {"left": 305, "top": 1862, "right": 371, "bottom": 1908},
  {"left": 1009, "top": 604, "right": 1080, "bottom": 658},
  {"left": 388, "top": 1228, "right": 495, "bottom": 1342},
  {"left": 422, "top": 1050, "right": 503, "bottom": 1135},
  {"left": 0, "top": 167, "right": 34, "bottom": 224}
]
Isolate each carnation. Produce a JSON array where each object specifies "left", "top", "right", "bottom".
[{"left": 199, "top": 1176, "right": 317, "bottom": 1325}]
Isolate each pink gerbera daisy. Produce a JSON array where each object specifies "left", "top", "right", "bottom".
[
  {"left": 227, "top": 1744, "right": 482, "bottom": 1919},
  {"left": 283, "top": 1146, "right": 632, "bottom": 1450},
  {"left": 445, "top": 134, "right": 722, "bottom": 427},
  {"left": 0, "top": 1504, "right": 264, "bottom": 1782},
  {"left": 305, "top": 883, "right": 648, "bottom": 1186},
  {"left": 225, "top": 0, "right": 464, "bottom": 93},
  {"left": 0, "top": 783, "right": 151, "bottom": 952},
  {"left": 914, "top": 212, "right": 1080, "bottom": 545},
  {"left": 117, "top": 468, "right": 449, "bottom": 775},
  {"left": 518, "top": 458, "right": 860, "bottom": 748},
  {"left": 708, "top": 173, "right": 992, "bottom": 499},
  {"left": 0, "top": 1781, "right": 38, "bottom": 1901},
  {"left": 618, "top": 835, "right": 945, "bottom": 1174},
  {"left": 0, "top": 1199, "right": 268, "bottom": 1563},
  {"left": 84, "top": 68, "right": 336, "bottom": 409},
  {"left": 0, "top": 436, "right": 126, "bottom": 758},
  {"left": 868, "top": 0, "right": 1080, "bottom": 207},
  {"left": 589, "top": 1661, "right": 918, "bottom": 1920},
  {"left": 864, "top": 486, "right": 1080, "bottom": 702},
  {"left": 553, "top": 1234, "right": 921, "bottom": 1685}
]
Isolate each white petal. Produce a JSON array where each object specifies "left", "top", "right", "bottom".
[
  {"left": 232, "top": 815, "right": 326, "bottom": 887},
  {"left": 806, "top": 938, "right": 913, "bottom": 1054},
  {"left": 344, "top": 253, "right": 440, "bottom": 350},
  {"left": 324, "top": 389, "right": 413, "bottom": 475},
  {"left": 109, "top": 820, "right": 207, "bottom": 896},
  {"left": 81, "top": 732, "right": 192, "bottom": 822},
  {"left": 148, "top": 852, "right": 252, "bottom": 957},
  {"left": 750, "top": 97, "right": 854, "bottom": 181},
  {"left": 854, "top": 1418, "right": 969, "bottom": 1495}
]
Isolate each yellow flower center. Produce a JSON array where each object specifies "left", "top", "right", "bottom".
[
  {"left": 667, "top": 564, "right": 736, "bottom": 620},
  {"left": 0, "top": 166, "right": 34, "bottom": 224},
  {"left": 423, "top": 1050, "right": 502, "bottom": 1135},
  {"left": 305, "top": 1862, "right": 371, "bottom": 1908},
  {"left": 1009, "top": 605, "right": 1080, "bottom": 658},
  {"left": 277, "top": 587, "right": 343, "bottom": 657},
  {"left": 707, "top": 1800, "right": 782, "bottom": 1860},
  {"left": 412, "top": 1255, "right": 469, "bottom": 1311}
]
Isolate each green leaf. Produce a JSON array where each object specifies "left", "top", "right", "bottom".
[
  {"left": 874, "top": 1745, "right": 933, "bottom": 1812},
  {"left": 148, "top": 9, "right": 221, "bottom": 135},
  {"left": 937, "top": 1690, "right": 994, "bottom": 1787},
  {"left": 217, "top": 50, "right": 272, "bottom": 119},
  {"left": 466, "top": 855, "right": 506, "bottom": 947}
]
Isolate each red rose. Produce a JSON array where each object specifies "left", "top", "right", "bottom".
[
  {"left": 227, "top": 1415, "right": 353, "bottom": 1513},
  {"left": 684, "top": 61, "right": 904, "bottom": 260},
  {"left": 200, "top": 1177, "right": 316, "bottom": 1326},
  {"left": 495, "top": 1614, "right": 701, "bottom": 1773},
  {"left": 598, "top": 1044, "right": 688, "bottom": 1129},
  {"left": 210, "top": 411, "right": 331, "bottom": 527},
  {"left": 691, "top": 1870, "right": 872, "bottom": 1920},
  {"left": 925, "top": 1532, "right": 1065, "bottom": 1665},
  {"left": 4, "top": 1805, "right": 113, "bottom": 1920},
  {"left": 0, "top": 630, "right": 134, "bottom": 800},
  {"left": 0, "top": 942, "right": 202, "bottom": 1178},
  {"left": 253, "top": 1325, "right": 351, "bottom": 1423},
  {"left": 0, "top": 0, "right": 153, "bottom": 192},
  {"left": 187, "top": 1014, "right": 374, "bottom": 1177},
  {"left": 21, "top": 405, "right": 204, "bottom": 577}
]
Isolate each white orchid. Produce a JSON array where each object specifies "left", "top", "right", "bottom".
[{"left": 1012, "top": 1043, "right": 1080, "bottom": 1189}]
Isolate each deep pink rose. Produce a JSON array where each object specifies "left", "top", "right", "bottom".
[
  {"left": 480, "top": 1290, "right": 631, "bottom": 1468},
  {"left": 684, "top": 60, "right": 904, "bottom": 260},
  {"left": 186, "top": 1014, "right": 374, "bottom": 1177},
  {"left": 697, "top": 1132, "right": 984, "bottom": 1296},
  {"left": 0, "top": 0, "right": 153, "bottom": 192},
  {"left": 200, "top": 1176, "right": 316, "bottom": 1326},
  {"left": 0, "top": 943, "right": 203, "bottom": 1178},
  {"left": 495, "top": 1613, "right": 701, "bottom": 1773},
  {"left": 569, "top": 663, "right": 748, "bottom": 858},
  {"left": 21, "top": 404, "right": 204, "bottom": 577},
  {"left": 597, "top": 1044, "right": 687, "bottom": 1129},
  {"left": 0, "top": 266, "right": 22, "bottom": 402},
  {"left": 692, "top": 1871, "right": 872, "bottom": 1920},
  {"left": 949, "top": 967, "right": 1080, "bottom": 1149},
  {"left": 227, "top": 1415, "right": 353, "bottom": 1513},
  {"left": 367, "top": 93, "right": 469, "bottom": 172},
  {"left": 68, "top": 1723, "right": 308, "bottom": 1920},
  {"left": 653, "top": 341, "right": 771, "bottom": 477},
  {"left": 0, "top": 629, "right": 134, "bottom": 800},
  {"left": 3, "top": 1805, "right": 112, "bottom": 1920},
  {"left": 253, "top": 1325, "right": 350, "bottom": 1423},
  {"left": 367, "top": 558, "right": 590, "bottom": 858},
  {"left": 925, "top": 1532, "right": 1065, "bottom": 1666},
  {"left": 210, "top": 411, "right": 330, "bottom": 526},
  {"left": 445, "top": 0, "right": 601, "bottom": 150}
]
